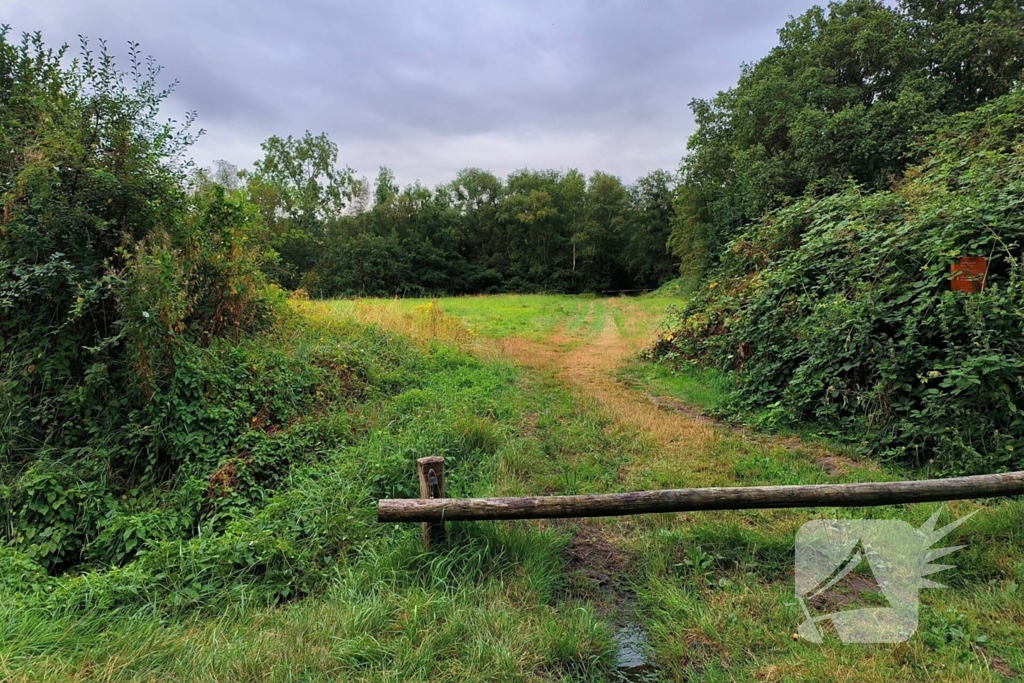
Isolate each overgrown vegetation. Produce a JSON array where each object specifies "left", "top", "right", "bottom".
[
  {"left": 669, "top": 0, "right": 1024, "bottom": 278},
  {"left": 653, "top": 0, "right": 1024, "bottom": 474},
  {"left": 0, "top": 28, "right": 283, "bottom": 573}
]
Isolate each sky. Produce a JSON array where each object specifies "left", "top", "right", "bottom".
[{"left": 6, "top": 0, "right": 816, "bottom": 188}]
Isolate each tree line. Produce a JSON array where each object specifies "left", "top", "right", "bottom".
[
  {"left": 199, "top": 140, "right": 679, "bottom": 297},
  {"left": 670, "top": 0, "right": 1024, "bottom": 277},
  {"left": 200, "top": 0, "right": 1024, "bottom": 300}
]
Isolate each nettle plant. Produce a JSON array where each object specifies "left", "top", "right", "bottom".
[{"left": 655, "top": 90, "right": 1024, "bottom": 474}]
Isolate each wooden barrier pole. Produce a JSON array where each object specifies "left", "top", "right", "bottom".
[
  {"left": 379, "top": 470, "right": 1024, "bottom": 523},
  {"left": 416, "top": 456, "right": 446, "bottom": 549}
]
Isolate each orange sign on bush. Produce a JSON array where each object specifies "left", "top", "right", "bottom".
[{"left": 951, "top": 256, "right": 987, "bottom": 293}]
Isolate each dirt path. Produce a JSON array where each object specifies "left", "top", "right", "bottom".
[
  {"left": 498, "top": 302, "right": 848, "bottom": 488},
  {"left": 497, "top": 305, "right": 724, "bottom": 485}
]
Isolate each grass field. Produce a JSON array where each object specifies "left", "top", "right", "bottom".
[
  {"left": 3, "top": 294, "right": 1022, "bottom": 682},
  {"left": 311, "top": 294, "right": 680, "bottom": 344}
]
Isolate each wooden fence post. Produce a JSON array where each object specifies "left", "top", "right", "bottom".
[{"left": 417, "top": 456, "right": 446, "bottom": 549}]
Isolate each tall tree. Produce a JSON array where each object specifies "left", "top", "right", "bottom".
[
  {"left": 559, "top": 169, "right": 587, "bottom": 279},
  {"left": 499, "top": 170, "right": 566, "bottom": 288},
  {"left": 670, "top": 0, "right": 1023, "bottom": 277},
  {"left": 243, "top": 132, "right": 354, "bottom": 288},
  {"left": 447, "top": 168, "right": 504, "bottom": 289},
  {"left": 373, "top": 165, "right": 399, "bottom": 208},
  {"left": 624, "top": 170, "right": 678, "bottom": 288},
  {"left": 578, "top": 172, "right": 629, "bottom": 290}
]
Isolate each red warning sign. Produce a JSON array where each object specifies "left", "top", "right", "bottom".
[{"left": 951, "top": 256, "right": 987, "bottom": 293}]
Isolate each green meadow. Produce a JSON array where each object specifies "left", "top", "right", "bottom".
[{"left": 4, "top": 296, "right": 1021, "bottom": 682}]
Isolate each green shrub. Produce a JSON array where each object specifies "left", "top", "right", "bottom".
[
  {"left": 0, "top": 30, "right": 280, "bottom": 571},
  {"left": 654, "top": 91, "right": 1024, "bottom": 473}
]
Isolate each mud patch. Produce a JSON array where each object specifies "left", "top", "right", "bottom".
[
  {"left": 564, "top": 523, "right": 630, "bottom": 589},
  {"left": 806, "top": 573, "right": 882, "bottom": 612},
  {"left": 562, "top": 523, "right": 659, "bottom": 681},
  {"left": 976, "top": 647, "right": 1017, "bottom": 679}
]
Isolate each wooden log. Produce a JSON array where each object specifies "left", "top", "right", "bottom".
[
  {"left": 378, "top": 470, "right": 1024, "bottom": 523},
  {"left": 417, "top": 456, "right": 446, "bottom": 549}
]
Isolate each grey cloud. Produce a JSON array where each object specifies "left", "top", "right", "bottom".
[{"left": 6, "top": 0, "right": 813, "bottom": 185}]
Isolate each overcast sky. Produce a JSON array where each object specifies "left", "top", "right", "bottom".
[{"left": 6, "top": 0, "right": 815, "bottom": 188}]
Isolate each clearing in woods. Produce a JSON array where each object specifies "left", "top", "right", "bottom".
[
  {"left": 15, "top": 295, "right": 1018, "bottom": 682},
  {"left": 318, "top": 294, "right": 1024, "bottom": 682}
]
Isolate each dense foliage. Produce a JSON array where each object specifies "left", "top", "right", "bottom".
[
  {"left": 1, "top": 29, "right": 276, "bottom": 572},
  {"left": 654, "top": 91, "right": 1024, "bottom": 473},
  {"left": 2, "top": 306, "right": 525, "bottom": 610},
  {"left": 653, "top": 0, "right": 1024, "bottom": 473},
  {"left": 218, "top": 141, "right": 681, "bottom": 297},
  {"left": 670, "top": 0, "right": 1024, "bottom": 276}
]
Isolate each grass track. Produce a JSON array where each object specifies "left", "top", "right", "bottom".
[{"left": 332, "top": 294, "right": 1024, "bottom": 682}]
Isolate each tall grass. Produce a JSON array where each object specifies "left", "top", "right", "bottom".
[{"left": 301, "top": 299, "right": 478, "bottom": 347}]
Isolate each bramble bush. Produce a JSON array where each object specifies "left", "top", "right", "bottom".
[
  {"left": 0, "top": 28, "right": 281, "bottom": 572},
  {"left": 652, "top": 90, "right": 1024, "bottom": 474}
]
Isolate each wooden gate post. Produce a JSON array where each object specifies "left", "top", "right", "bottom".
[{"left": 417, "top": 456, "right": 446, "bottom": 549}]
